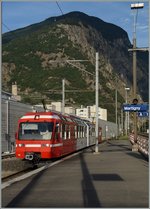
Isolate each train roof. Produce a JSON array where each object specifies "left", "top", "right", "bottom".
[
  {"left": 19, "top": 111, "right": 75, "bottom": 123},
  {"left": 19, "top": 111, "right": 94, "bottom": 126}
]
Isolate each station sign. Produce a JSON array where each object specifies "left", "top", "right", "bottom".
[
  {"left": 122, "top": 104, "right": 149, "bottom": 112},
  {"left": 138, "top": 111, "right": 149, "bottom": 117}
]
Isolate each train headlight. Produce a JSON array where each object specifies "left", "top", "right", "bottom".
[
  {"left": 18, "top": 144, "right": 25, "bottom": 147},
  {"left": 42, "top": 144, "right": 49, "bottom": 147}
]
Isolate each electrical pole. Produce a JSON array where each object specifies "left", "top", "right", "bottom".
[
  {"left": 115, "top": 89, "right": 118, "bottom": 139},
  {"left": 62, "top": 79, "right": 65, "bottom": 114}
]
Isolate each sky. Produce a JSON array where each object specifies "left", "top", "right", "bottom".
[{"left": 2, "top": 1, "right": 149, "bottom": 48}]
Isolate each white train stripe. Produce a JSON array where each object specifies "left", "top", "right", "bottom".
[
  {"left": 50, "top": 143, "right": 63, "bottom": 147},
  {"left": 25, "top": 143, "right": 63, "bottom": 148},
  {"left": 21, "top": 115, "right": 60, "bottom": 119},
  {"left": 25, "top": 144, "right": 41, "bottom": 147}
]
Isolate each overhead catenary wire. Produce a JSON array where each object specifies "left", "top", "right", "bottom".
[
  {"left": 56, "top": 1, "right": 64, "bottom": 15},
  {"left": 2, "top": 22, "right": 12, "bottom": 33}
]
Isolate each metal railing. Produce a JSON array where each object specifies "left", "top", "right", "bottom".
[{"left": 129, "top": 133, "right": 149, "bottom": 158}]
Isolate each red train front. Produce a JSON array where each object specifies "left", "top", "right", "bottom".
[{"left": 16, "top": 111, "right": 75, "bottom": 163}]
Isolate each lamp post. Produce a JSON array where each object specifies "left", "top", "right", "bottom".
[
  {"left": 125, "top": 87, "right": 130, "bottom": 135},
  {"left": 130, "top": 2, "right": 144, "bottom": 144}
]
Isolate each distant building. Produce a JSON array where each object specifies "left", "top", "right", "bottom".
[
  {"left": 34, "top": 104, "right": 55, "bottom": 112},
  {"left": 2, "top": 82, "right": 21, "bottom": 101},
  {"left": 65, "top": 106, "right": 76, "bottom": 115},
  {"left": 35, "top": 102, "right": 76, "bottom": 115},
  {"left": 76, "top": 107, "right": 88, "bottom": 118},
  {"left": 51, "top": 102, "right": 62, "bottom": 112},
  {"left": 76, "top": 105, "right": 107, "bottom": 121},
  {"left": 33, "top": 102, "right": 107, "bottom": 121},
  {"left": 11, "top": 82, "right": 21, "bottom": 101}
]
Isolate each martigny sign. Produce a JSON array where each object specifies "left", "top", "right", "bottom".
[{"left": 123, "top": 104, "right": 149, "bottom": 112}]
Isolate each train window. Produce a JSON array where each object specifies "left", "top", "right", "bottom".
[
  {"left": 18, "top": 122, "right": 54, "bottom": 140},
  {"left": 69, "top": 126, "right": 71, "bottom": 139},
  {"left": 78, "top": 126, "right": 82, "bottom": 138},
  {"left": 54, "top": 123, "right": 59, "bottom": 140},
  {"left": 62, "top": 124, "right": 66, "bottom": 140},
  {"left": 68, "top": 129, "right": 71, "bottom": 139},
  {"left": 55, "top": 123, "right": 59, "bottom": 132},
  {"left": 81, "top": 126, "right": 83, "bottom": 138},
  {"left": 66, "top": 125, "right": 69, "bottom": 139},
  {"left": 80, "top": 126, "right": 82, "bottom": 138},
  {"left": 82, "top": 126, "right": 84, "bottom": 138},
  {"left": 60, "top": 124, "right": 62, "bottom": 138},
  {"left": 77, "top": 126, "right": 80, "bottom": 138},
  {"left": 82, "top": 126, "right": 85, "bottom": 138},
  {"left": 92, "top": 126, "right": 95, "bottom": 137},
  {"left": 75, "top": 126, "right": 77, "bottom": 138},
  {"left": 84, "top": 126, "right": 87, "bottom": 137},
  {"left": 70, "top": 126, "right": 75, "bottom": 138}
]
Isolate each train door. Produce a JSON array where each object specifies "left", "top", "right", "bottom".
[
  {"left": 98, "top": 127, "right": 102, "bottom": 143},
  {"left": 52, "top": 122, "right": 63, "bottom": 157},
  {"left": 61, "top": 122, "right": 68, "bottom": 155}
]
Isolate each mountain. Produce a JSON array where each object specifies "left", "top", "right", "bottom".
[{"left": 2, "top": 11, "right": 149, "bottom": 122}]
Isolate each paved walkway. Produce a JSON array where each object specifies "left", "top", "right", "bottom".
[{"left": 2, "top": 140, "right": 149, "bottom": 208}]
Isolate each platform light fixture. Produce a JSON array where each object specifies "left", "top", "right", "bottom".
[{"left": 131, "top": 3, "right": 144, "bottom": 9}]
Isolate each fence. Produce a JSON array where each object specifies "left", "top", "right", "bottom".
[
  {"left": 99, "top": 119, "right": 117, "bottom": 140},
  {"left": 129, "top": 133, "right": 149, "bottom": 158}
]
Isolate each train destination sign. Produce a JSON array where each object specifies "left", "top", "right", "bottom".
[{"left": 123, "top": 104, "right": 149, "bottom": 112}]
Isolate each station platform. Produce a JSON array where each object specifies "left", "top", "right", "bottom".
[{"left": 2, "top": 139, "right": 149, "bottom": 208}]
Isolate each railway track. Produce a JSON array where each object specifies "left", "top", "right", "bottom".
[
  {"left": 2, "top": 153, "right": 16, "bottom": 159},
  {"left": 138, "top": 132, "right": 149, "bottom": 138},
  {"left": 2, "top": 167, "right": 34, "bottom": 182}
]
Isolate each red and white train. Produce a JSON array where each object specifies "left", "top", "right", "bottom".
[{"left": 15, "top": 111, "right": 102, "bottom": 164}]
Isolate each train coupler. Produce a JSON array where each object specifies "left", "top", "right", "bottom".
[{"left": 25, "top": 153, "right": 41, "bottom": 165}]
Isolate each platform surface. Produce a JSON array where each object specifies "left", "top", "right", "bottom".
[{"left": 2, "top": 139, "right": 149, "bottom": 208}]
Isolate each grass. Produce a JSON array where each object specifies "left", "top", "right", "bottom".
[{"left": 118, "top": 135, "right": 129, "bottom": 140}]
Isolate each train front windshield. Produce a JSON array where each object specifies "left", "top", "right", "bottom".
[{"left": 18, "top": 122, "right": 54, "bottom": 140}]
